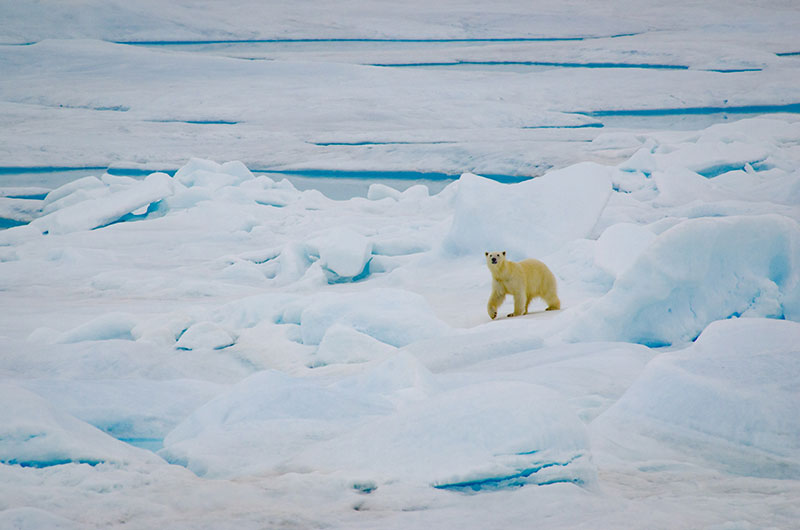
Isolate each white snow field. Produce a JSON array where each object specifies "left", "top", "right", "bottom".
[{"left": 1, "top": 1, "right": 800, "bottom": 528}]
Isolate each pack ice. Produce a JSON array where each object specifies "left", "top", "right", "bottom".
[{"left": 1, "top": 116, "right": 800, "bottom": 528}]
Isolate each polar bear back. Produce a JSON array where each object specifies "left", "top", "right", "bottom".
[{"left": 517, "top": 258, "right": 558, "bottom": 298}]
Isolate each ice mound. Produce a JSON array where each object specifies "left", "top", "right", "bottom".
[
  {"left": 32, "top": 172, "right": 173, "bottom": 234},
  {"left": 174, "top": 158, "right": 253, "bottom": 189},
  {"left": 330, "top": 351, "right": 439, "bottom": 401},
  {"left": 0, "top": 383, "right": 158, "bottom": 468},
  {"left": 47, "top": 312, "right": 137, "bottom": 344},
  {"left": 442, "top": 165, "right": 612, "bottom": 259},
  {"left": 405, "top": 323, "right": 545, "bottom": 372},
  {"left": 2, "top": 158, "right": 302, "bottom": 238},
  {"left": 0, "top": 508, "right": 81, "bottom": 530},
  {"left": 592, "top": 318, "right": 800, "bottom": 478},
  {"left": 170, "top": 158, "right": 290, "bottom": 210},
  {"left": 282, "top": 288, "right": 450, "bottom": 348},
  {"left": 159, "top": 369, "right": 394, "bottom": 478},
  {"left": 307, "top": 227, "right": 373, "bottom": 281},
  {"left": 21, "top": 378, "right": 223, "bottom": 442},
  {"left": 238, "top": 233, "right": 378, "bottom": 286},
  {"left": 288, "top": 381, "right": 594, "bottom": 491},
  {"left": 614, "top": 118, "right": 800, "bottom": 208},
  {"left": 459, "top": 341, "right": 655, "bottom": 424},
  {"left": 367, "top": 183, "right": 430, "bottom": 201},
  {"left": 568, "top": 214, "right": 800, "bottom": 346},
  {"left": 132, "top": 312, "right": 196, "bottom": 346},
  {"left": 41, "top": 176, "right": 105, "bottom": 211},
  {"left": 313, "top": 323, "right": 398, "bottom": 366},
  {"left": 594, "top": 222, "right": 657, "bottom": 277},
  {"left": 0, "top": 196, "right": 41, "bottom": 224},
  {"left": 175, "top": 321, "right": 236, "bottom": 351},
  {"left": 248, "top": 243, "right": 314, "bottom": 285},
  {"left": 160, "top": 356, "right": 593, "bottom": 490},
  {"left": 371, "top": 236, "right": 430, "bottom": 256}
]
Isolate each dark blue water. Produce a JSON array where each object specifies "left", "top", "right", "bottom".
[
  {"left": 580, "top": 103, "right": 800, "bottom": 117},
  {"left": 370, "top": 60, "right": 689, "bottom": 70},
  {"left": 117, "top": 34, "right": 639, "bottom": 46},
  {"left": 579, "top": 103, "right": 800, "bottom": 130}
]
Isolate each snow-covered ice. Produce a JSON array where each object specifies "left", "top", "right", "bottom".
[
  {"left": 0, "top": 383, "right": 161, "bottom": 468},
  {"left": 591, "top": 318, "right": 800, "bottom": 479},
  {"left": 442, "top": 164, "right": 613, "bottom": 258},
  {"left": 567, "top": 214, "right": 800, "bottom": 346},
  {"left": 2, "top": 1, "right": 800, "bottom": 529}
]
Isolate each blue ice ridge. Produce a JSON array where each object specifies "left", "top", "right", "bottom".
[
  {"left": 54, "top": 103, "right": 129, "bottom": 112},
  {"left": 4, "top": 192, "right": 48, "bottom": 200},
  {"left": 695, "top": 159, "right": 772, "bottom": 179},
  {"left": 578, "top": 103, "right": 800, "bottom": 117},
  {"left": 522, "top": 123, "right": 603, "bottom": 129},
  {"left": 94, "top": 200, "right": 168, "bottom": 231},
  {"left": 119, "top": 438, "right": 164, "bottom": 452},
  {"left": 311, "top": 140, "right": 456, "bottom": 146},
  {"left": 370, "top": 60, "right": 688, "bottom": 70},
  {"left": 114, "top": 34, "right": 641, "bottom": 46},
  {"left": 1, "top": 458, "right": 102, "bottom": 468},
  {"left": 352, "top": 481, "right": 378, "bottom": 495},
  {"left": 706, "top": 68, "right": 763, "bottom": 73},
  {"left": 433, "top": 454, "right": 584, "bottom": 493},
  {"left": 147, "top": 119, "right": 239, "bottom": 125}
]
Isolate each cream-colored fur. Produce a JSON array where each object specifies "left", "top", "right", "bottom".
[{"left": 485, "top": 251, "right": 560, "bottom": 319}]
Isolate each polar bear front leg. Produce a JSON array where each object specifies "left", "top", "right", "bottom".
[
  {"left": 487, "top": 282, "right": 505, "bottom": 320},
  {"left": 509, "top": 289, "right": 527, "bottom": 317}
]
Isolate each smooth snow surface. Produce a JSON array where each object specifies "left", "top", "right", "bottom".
[{"left": 2, "top": 1, "right": 800, "bottom": 529}]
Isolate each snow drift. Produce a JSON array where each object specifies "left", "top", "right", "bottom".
[
  {"left": 0, "top": 383, "right": 159, "bottom": 468},
  {"left": 289, "top": 379, "right": 595, "bottom": 491},
  {"left": 160, "top": 355, "right": 595, "bottom": 490},
  {"left": 592, "top": 318, "right": 800, "bottom": 478},
  {"left": 442, "top": 164, "right": 613, "bottom": 259},
  {"left": 569, "top": 214, "right": 800, "bottom": 346},
  {"left": 159, "top": 369, "right": 394, "bottom": 478}
]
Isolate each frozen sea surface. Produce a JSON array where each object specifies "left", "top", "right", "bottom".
[{"left": 1, "top": 1, "right": 800, "bottom": 529}]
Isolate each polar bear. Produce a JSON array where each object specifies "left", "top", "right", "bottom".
[{"left": 485, "top": 251, "right": 560, "bottom": 319}]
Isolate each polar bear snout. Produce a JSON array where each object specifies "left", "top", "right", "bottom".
[{"left": 485, "top": 251, "right": 506, "bottom": 266}]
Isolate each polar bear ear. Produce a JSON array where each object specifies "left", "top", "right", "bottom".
[
  {"left": 485, "top": 251, "right": 488, "bottom": 256},
  {"left": 502, "top": 251, "right": 506, "bottom": 256}
]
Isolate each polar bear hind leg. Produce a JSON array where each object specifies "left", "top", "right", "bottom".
[
  {"left": 541, "top": 273, "right": 561, "bottom": 310},
  {"left": 545, "top": 293, "right": 561, "bottom": 311}
]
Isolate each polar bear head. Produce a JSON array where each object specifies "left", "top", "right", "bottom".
[{"left": 485, "top": 251, "right": 506, "bottom": 268}]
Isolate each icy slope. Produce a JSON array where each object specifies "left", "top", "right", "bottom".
[
  {"left": 592, "top": 318, "right": 800, "bottom": 479},
  {"left": 568, "top": 214, "right": 800, "bottom": 346},
  {"left": 2, "top": 112, "right": 800, "bottom": 528}
]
